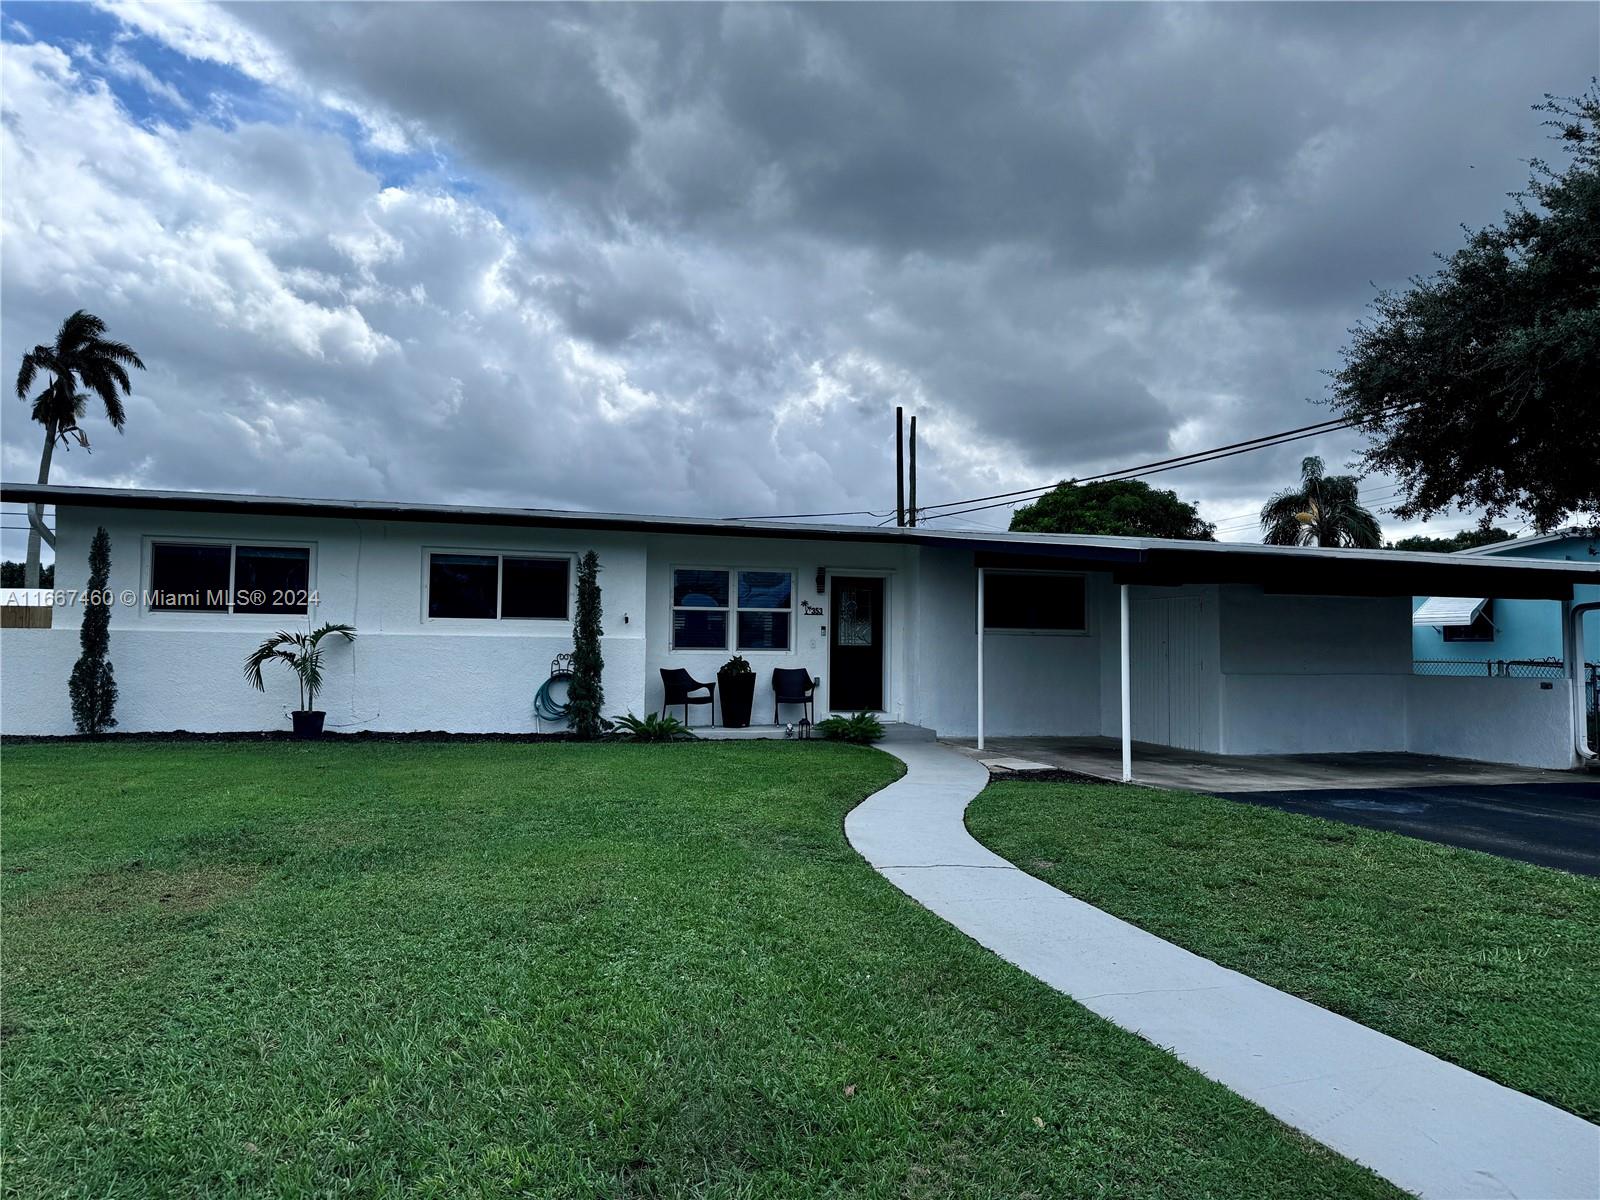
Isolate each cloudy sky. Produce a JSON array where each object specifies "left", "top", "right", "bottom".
[{"left": 2, "top": 2, "right": 1594, "bottom": 560}]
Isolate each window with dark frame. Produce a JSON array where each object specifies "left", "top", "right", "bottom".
[
  {"left": 670, "top": 568, "right": 796, "bottom": 651},
  {"left": 672, "top": 568, "right": 729, "bottom": 650},
  {"left": 149, "top": 542, "right": 310, "bottom": 614},
  {"left": 149, "top": 543, "right": 231, "bottom": 612},
  {"left": 428, "top": 552, "right": 571, "bottom": 620},
  {"left": 501, "top": 556, "right": 569, "bottom": 620},
  {"left": 736, "top": 570, "right": 792, "bottom": 651},
  {"left": 1442, "top": 599, "right": 1495, "bottom": 643},
  {"left": 429, "top": 553, "right": 498, "bottom": 619},
  {"left": 983, "top": 572, "right": 1088, "bottom": 632},
  {"left": 234, "top": 545, "right": 312, "bottom": 614}
]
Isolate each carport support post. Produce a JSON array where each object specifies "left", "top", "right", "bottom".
[
  {"left": 976, "top": 567, "right": 986, "bottom": 751},
  {"left": 1119, "top": 584, "right": 1132, "bottom": 782}
]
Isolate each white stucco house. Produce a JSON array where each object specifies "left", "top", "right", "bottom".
[{"left": 3, "top": 483, "right": 1596, "bottom": 773}]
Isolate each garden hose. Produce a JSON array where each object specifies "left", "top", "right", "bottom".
[{"left": 534, "top": 670, "right": 572, "bottom": 725}]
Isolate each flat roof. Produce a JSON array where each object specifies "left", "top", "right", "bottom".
[
  {"left": 1457, "top": 528, "right": 1595, "bottom": 556},
  {"left": 6, "top": 482, "right": 1595, "bottom": 600}
]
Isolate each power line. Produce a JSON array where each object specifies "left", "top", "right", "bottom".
[
  {"left": 922, "top": 423, "right": 1366, "bottom": 523},
  {"left": 916, "top": 414, "right": 1363, "bottom": 519},
  {"left": 726, "top": 404, "right": 1400, "bottom": 526},
  {"left": 1209, "top": 484, "right": 1405, "bottom": 534}
]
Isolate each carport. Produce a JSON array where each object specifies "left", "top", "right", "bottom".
[
  {"left": 966, "top": 536, "right": 1598, "bottom": 777},
  {"left": 955, "top": 735, "right": 1577, "bottom": 790}
]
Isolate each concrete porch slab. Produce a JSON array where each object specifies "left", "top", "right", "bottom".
[
  {"left": 696, "top": 721, "right": 936, "bottom": 742},
  {"left": 944, "top": 735, "right": 1577, "bottom": 792}
]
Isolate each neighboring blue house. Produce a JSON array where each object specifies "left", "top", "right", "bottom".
[{"left": 1412, "top": 530, "right": 1600, "bottom": 670}]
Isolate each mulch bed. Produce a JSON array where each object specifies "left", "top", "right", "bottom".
[{"left": 1, "top": 729, "right": 578, "bottom": 745}]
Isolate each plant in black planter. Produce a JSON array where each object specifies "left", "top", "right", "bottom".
[
  {"left": 716, "top": 654, "right": 755, "bottom": 727},
  {"left": 244, "top": 622, "right": 356, "bottom": 739}
]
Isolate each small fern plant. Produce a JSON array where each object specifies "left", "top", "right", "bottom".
[
  {"left": 611, "top": 712, "right": 696, "bottom": 742},
  {"left": 815, "top": 712, "right": 885, "bottom": 744}
]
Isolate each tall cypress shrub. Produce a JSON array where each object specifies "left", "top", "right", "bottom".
[
  {"left": 567, "top": 550, "right": 605, "bottom": 739},
  {"left": 68, "top": 526, "right": 118, "bottom": 734}
]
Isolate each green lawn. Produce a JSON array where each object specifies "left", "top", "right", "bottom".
[
  {"left": 0, "top": 741, "right": 1397, "bottom": 1199},
  {"left": 968, "top": 779, "right": 1600, "bottom": 1122}
]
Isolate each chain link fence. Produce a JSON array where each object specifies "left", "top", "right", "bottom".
[
  {"left": 1412, "top": 657, "right": 1571, "bottom": 681},
  {"left": 1413, "top": 659, "right": 1599, "bottom": 717}
]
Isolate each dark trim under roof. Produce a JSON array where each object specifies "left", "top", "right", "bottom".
[{"left": 6, "top": 482, "right": 1594, "bottom": 600}]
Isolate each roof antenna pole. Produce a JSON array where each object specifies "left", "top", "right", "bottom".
[
  {"left": 895, "top": 406, "right": 905, "bottom": 527},
  {"left": 908, "top": 415, "right": 918, "bottom": 527}
]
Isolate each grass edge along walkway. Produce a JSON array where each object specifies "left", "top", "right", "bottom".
[
  {"left": 967, "top": 775, "right": 1600, "bottom": 1123},
  {"left": 1, "top": 739, "right": 1399, "bottom": 1199}
]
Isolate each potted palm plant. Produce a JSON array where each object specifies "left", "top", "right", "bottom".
[
  {"left": 717, "top": 654, "right": 755, "bottom": 728},
  {"left": 244, "top": 622, "right": 356, "bottom": 739}
]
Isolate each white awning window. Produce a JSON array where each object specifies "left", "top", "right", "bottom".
[{"left": 1412, "top": 596, "right": 1488, "bottom": 627}]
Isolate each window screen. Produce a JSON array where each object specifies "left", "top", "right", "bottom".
[
  {"left": 983, "top": 573, "right": 1087, "bottom": 632},
  {"left": 1442, "top": 599, "right": 1495, "bottom": 643},
  {"left": 672, "top": 568, "right": 730, "bottom": 649},
  {"left": 429, "top": 553, "right": 498, "bottom": 619},
  {"left": 233, "top": 545, "right": 311, "bottom": 614},
  {"left": 501, "top": 556, "right": 569, "bottom": 620},
  {"left": 149, "top": 543, "right": 231, "bottom": 611},
  {"left": 736, "top": 570, "right": 791, "bottom": 650}
]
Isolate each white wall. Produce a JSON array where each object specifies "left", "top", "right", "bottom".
[
  {"left": 2, "top": 506, "right": 1581, "bottom": 767},
  {"left": 1407, "top": 676, "right": 1576, "bottom": 769},
  {"left": 2, "top": 507, "right": 647, "bottom": 735},
  {"left": 1207, "top": 586, "right": 1578, "bottom": 767},
  {"left": 908, "top": 548, "right": 1106, "bottom": 739},
  {"left": 1121, "top": 586, "right": 1223, "bottom": 752},
  {"left": 1216, "top": 588, "right": 1412, "bottom": 755},
  {"left": 639, "top": 532, "right": 916, "bottom": 725}
]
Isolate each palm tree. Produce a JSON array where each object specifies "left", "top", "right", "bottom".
[
  {"left": 1260, "top": 456, "right": 1382, "bottom": 548},
  {"left": 244, "top": 623, "right": 358, "bottom": 715},
  {"left": 14, "top": 311, "right": 145, "bottom": 587}
]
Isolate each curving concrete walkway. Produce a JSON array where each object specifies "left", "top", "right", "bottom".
[{"left": 846, "top": 736, "right": 1600, "bottom": 1200}]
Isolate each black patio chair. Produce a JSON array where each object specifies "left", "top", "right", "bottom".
[
  {"left": 660, "top": 667, "right": 716, "bottom": 727},
  {"left": 772, "top": 667, "right": 817, "bottom": 725}
]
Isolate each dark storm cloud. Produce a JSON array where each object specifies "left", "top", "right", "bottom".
[{"left": 3, "top": 0, "right": 1595, "bottom": 563}]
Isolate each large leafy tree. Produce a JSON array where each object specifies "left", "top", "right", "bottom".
[
  {"left": 13, "top": 311, "right": 145, "bottom": 587},
  {"left": 1, "top": 562, "right": 53, "bottom": 587},
  {"left": 1260, "top": 456, "right": 1382, "bottom": 548},
  {"left": 1328, "top": 86, "right": 1600, "bottom": 532},
  {"left": 1389, "top": 527, "right": 1515, "bottom": 553},
  {"left": 1010, "top": 479, "right": 1215, "bottom": 540}
]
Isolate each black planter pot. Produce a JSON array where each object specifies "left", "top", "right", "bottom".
[
  {"left": 717, "top": 672, "right": 755, "bottom": 728},
  {"left": 291, "top": 710, "right": 327, "bottom": 740}
]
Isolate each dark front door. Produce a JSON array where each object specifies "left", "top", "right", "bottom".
[{"left": 830, "top": 576, "right": 885, "bottom": 711}]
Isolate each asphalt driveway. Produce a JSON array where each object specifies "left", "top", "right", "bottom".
[{"left": 1216, "top": 781, "right": 1600, "bottom": 876}]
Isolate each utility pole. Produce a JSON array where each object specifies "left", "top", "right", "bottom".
[
  {"left": 895, "top": 406, "right": 905, "bottom": 527},
  {"left": 908, "top": 414, "right": 918, "bottom": 526}
]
